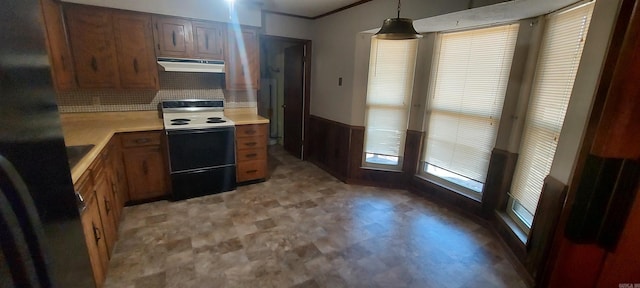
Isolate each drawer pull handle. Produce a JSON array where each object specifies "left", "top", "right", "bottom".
[
  {"left": 90, "top": 56, "right": 98, "bottom": 72},
  {"left": 245, "top": 142, "right": 257, "bottom": 147},
  {"left": 246, "top": 170, "right": 258, "bottom": 174},
  {"left": 104, "top": 196, "right": 111, "bottom": 214},
  {"left": 245, "top": 153, "right": 257, "bottom": 158},
  {"left": 92, "top": 223, "right": 102, "bottom": 242},
  {"left": 133, "top": 58, "right": 139, "bottom": 74},
  {"left": 172, "top": 30, "right": 177, "bottom": 46},
  {"left": 135, "top": 138, "right": 151, "bottom": 144}
]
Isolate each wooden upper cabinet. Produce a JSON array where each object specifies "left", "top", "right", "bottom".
[
  {"left": 65, "top": 5, "right": 120, "bottom": 89},
  {"left": 193, "top": 21, "right": 225, "bottom": 60},
  {"left": 40, "top": 0, "right": 75, "bottom": 91},
  {"left": 112, "top": 12, "right": 159, "bottom": 89},
  {"left": 226, "top": 26, "right": 259, "bottom": 90},
  {"left": 153, "top": 16, "right": 193, "bottom": 58}
]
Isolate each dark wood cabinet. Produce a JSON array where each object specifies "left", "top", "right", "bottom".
[
  {"left": 113, "top": 12, "right": 159, "bottom": 89},
  {"left": 121, "top": 131, "right": 168, "bottom": 201},
  {"left": 65, "top": 5, "right": 120, "bottom": 88},
  {"left": 77, "top": 173, "right": 109, "bottom": 288},
  {"left": 193, "top": 21, "right": 225, "bottom": 60},
  {"left": 226, "top": 26, "right": 259, "bottom": 90},
  {"left": 90, "top": 157, "right": 118, "bottom": 256},
  {"left": 152, "top": 16, "right": 194, "bottom": 58},
  {"left": 40, "top": 0, "right": 75, "bottom": 91},
  {"left": 64, "top": 4, "right": 159, "bottom": 90}
]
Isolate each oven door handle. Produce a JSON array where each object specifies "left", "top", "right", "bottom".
[{"left": 166, "top": 127, "right": 235, "bottom": 135}]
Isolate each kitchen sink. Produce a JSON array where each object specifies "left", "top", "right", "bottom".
[{"left": 66, "top": 144, "right": 95, "bottom": 169}]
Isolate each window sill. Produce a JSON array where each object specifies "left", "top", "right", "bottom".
[
  {"left": 414, "top": 174, "right": 482, "bottom": 203},
  {"left": 495, "top": 211, "right": 528, "bottom": 244},
  {"left": 360, "top": 166, "right": 403, "bottom": 173}
]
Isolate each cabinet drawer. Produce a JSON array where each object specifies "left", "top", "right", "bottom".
[
  {"left": 121, "top": 131, "right": 162, "bottom": 148},
  {"left": 236, "top": 136, "right": 267, "bottom": 150},
  {"left": 237, "top": 160, "right": 267, "bottom": 182},
  {"left": 236, "top": 124, "right": 267, "bottom": 137},
  {"left": 75, "top": 171, "right": 94, "bottom": 200},
  {"left": 237, "top": 147, "right": 266, "bottom": 162}
]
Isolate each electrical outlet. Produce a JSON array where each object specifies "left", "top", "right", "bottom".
[{"left": 338, "top": 77, "right": 343, "bottom": 86}]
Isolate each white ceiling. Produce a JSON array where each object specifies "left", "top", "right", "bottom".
[{"left": 260, "top": 0, "right": 364, "bottom": 18}]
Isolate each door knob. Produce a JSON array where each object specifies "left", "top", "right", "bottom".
[{"left": 282, "top": 104, "right": 286, "bottom": 108}]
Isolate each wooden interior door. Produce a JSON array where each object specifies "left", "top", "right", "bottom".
[
  {"left": 283, "top": 44, "right": 305, "bottom": 159},
  {"left": 113, "top": 12, "right": 158, "bottom": 89}
]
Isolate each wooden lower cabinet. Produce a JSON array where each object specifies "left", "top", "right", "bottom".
[
  {"left": 77, "top": 169, "right": 110, "bottom": 288},
  {"left": 121, "top": 131, "right": 168, "bottom": 201},
  {"left": 93, "top": 166, "right": 118, "bottom": 255},
  {"left": 80, "top": 190, "right": 110, "bottom": 288},
  {"left": 235, "top": 124, "right": 268, "bottom": 182}
]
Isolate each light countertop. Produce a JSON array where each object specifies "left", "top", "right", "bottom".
[{"left": 61, "top": 108, "right": 268, "bottom": 184}]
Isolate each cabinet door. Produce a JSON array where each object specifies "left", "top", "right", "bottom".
[
  {"left": 226, "top": 27, "right": 259, "bottom": 90},
  {"left": 65, "top": 5, "right": 120, "bottom": 88},
  {"left": 153, "top": 16, "right": 193, "bottom": 58},
  {"left": 94, "top": 173, "right": 118, "bottom": 255},
  {"left": 81, "top": 193, "right": 109, "bottom": 287},
  {"left": 40, "top": 0, "right": 75, "bottom": 90},
  {"left": 123, "top": 146, "right": 167, "bottom": 201},
  {"left": 113, "top": 12, "right": 159, "bottom": 89},
  {"left": 193, "top": 21, "right": 224, "bottom": 60}
]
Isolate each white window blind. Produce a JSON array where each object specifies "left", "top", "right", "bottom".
[
  {"left": 422, "top": 24, "right": 519, "bottom": 188},
  {"left": 364, "top": 38, "right": 418, "bottom": 166},
  {"left": 510, "top": 3, "right": 594, "bottom": 216}
]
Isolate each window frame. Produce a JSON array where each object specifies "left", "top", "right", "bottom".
[
  {"left": 419, "top": 23, "right": 521, "bottom": 197},
  {"left": 362, "top": 38, "right": 418, "bottom": 170}
]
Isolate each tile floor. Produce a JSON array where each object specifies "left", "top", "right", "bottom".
[{"left": 104, "top": 146, "right": 527, "bottom": 288}]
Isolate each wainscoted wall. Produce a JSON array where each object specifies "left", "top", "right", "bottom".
[
  {"left": 306, "top": 114, "right": 574, "bottom": 286},
  {"left": 306, "top": 115, "right": 351, "bottom": 181},
  {"left": 482, "top": 148, "right": 519, "bottom": 217},
  {"left": 57, "top": 71, "right": 257, "bottom": 112},
  {"left": 307, "top": 115, "right": 423, "bottom": 188}
]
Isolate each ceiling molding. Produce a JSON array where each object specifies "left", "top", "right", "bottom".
[
  {"left": 312, "top": 0, "right": 372, "bottom": 19},
  {"left": 263, "top": 9, "right": 314, "bottom": 20},
  {"left": 263, "top": 0, "right": 372, "bottom": 20}
]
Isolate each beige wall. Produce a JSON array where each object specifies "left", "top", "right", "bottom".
[
  {"left": 263, "top": 13, "right": 313, "bottom": 40},
  {"left": 310, "top": 0, "right": 475, "bottom": 125}
]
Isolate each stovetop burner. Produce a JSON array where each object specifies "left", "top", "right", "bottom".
[
  {"left": 171, "top": 122, "right": 189, "bottom": 125},
  {"left": 207, "top": 117, "right": 222, "bottom": 120},
  {"left": 206, "top": 119, "right": 226, "bottom": 124},
  {"left": 171, "top": 118, "right": 191, "bottom": 122}
]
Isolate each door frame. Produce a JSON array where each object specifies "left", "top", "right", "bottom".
[{"left": 260, "top": 35, "right": 312, "bottom": 160}]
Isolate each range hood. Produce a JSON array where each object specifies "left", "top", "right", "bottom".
[{"left": 157, "top": 58, "right": 225, "bottom": 73}]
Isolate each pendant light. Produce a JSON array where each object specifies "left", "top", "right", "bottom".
[{"left": 374, "top": 0, "right": 422, "bottom": 40}]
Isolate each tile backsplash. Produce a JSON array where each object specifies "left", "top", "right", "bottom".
[{"left": 57, "top": 71, "right": 257, "bottom": 113}]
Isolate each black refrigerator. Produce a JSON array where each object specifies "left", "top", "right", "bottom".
[{"left": 0, "top": 0, "right": 95, "bottom": 287}]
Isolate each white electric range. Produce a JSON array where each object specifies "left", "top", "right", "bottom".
[{"left": 160, "top": 100, "right": 237, "bottom": 201}]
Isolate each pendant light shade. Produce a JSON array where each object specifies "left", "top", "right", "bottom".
[{"left": 374, "top": 0, "right": 422, "bottom": 40}]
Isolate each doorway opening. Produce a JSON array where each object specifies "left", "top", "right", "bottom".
[{"left": 259, "top": 35, "right": 311, "bottom": 160}]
